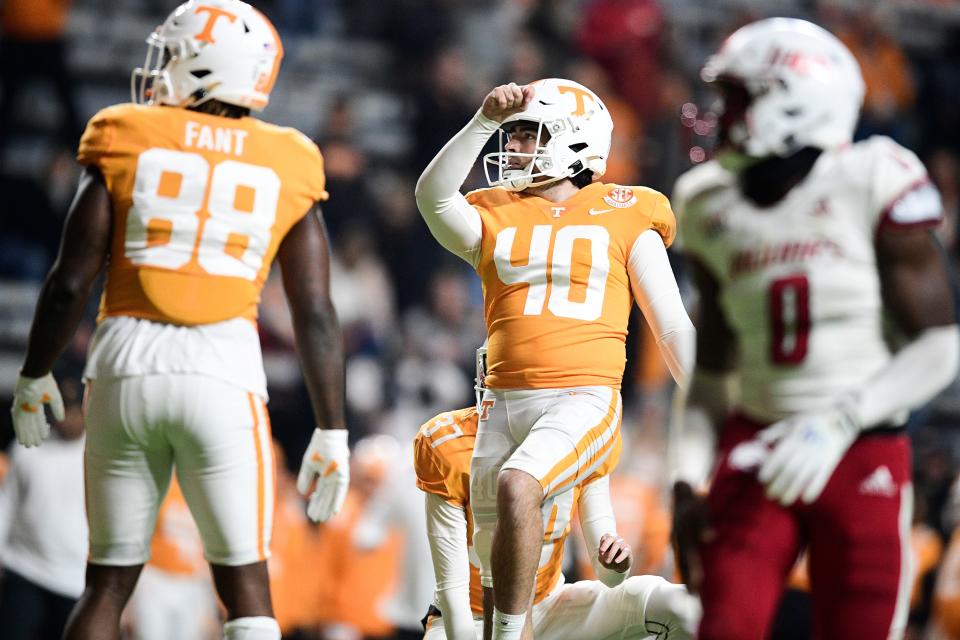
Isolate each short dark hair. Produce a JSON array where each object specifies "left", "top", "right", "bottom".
[
  {"left": 570, "top": 169, "right": 594, "bottom": 189},
  {"left": 188, "top": 99, "right": 250, "bottom": 119}
]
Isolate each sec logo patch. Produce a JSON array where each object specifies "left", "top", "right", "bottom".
[{"left": 603, "top": 187, "right": 637, "bottom": 209}]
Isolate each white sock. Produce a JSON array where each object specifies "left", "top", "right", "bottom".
[
  {"left": 222, "top": 616, "right": 281, "bottom": 640},
  {"left": 491, "top": 607, "right": 525, "bottom": 640}
]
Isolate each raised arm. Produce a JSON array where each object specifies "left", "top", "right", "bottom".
[
  {"left": 279, "top": 206, "right": 350, "bottom": 523},
  {"left": 424, "top": 493, "right": 477, "bottom": 640},
  {"left": 13, "top": 166, "right": 112, "bottom": 447},
  {"left": 415, "top": 83, "right": 532, "bottom": 267}
]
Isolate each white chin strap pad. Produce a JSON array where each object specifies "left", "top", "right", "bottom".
[{"left": 222, "top": 617, "right": 281, "bottom": 640}]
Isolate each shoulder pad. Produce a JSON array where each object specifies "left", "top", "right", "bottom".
[{"left": 671, "top": 161, "right": 732, "bottom": 217}]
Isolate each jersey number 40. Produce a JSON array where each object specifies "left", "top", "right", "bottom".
[
  {"left": 494, "top": 225, "right": 610, "bottom": 321},
  {"left": 125, "top": 148, "right": 280, "bottom": 281}
]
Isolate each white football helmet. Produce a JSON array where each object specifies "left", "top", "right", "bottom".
[
  {"left": 702, "top": 18, "right": 864, "bottom": 162},
  {"left": 483, "top": 78, "right": 613, "bottom": 191},
  {"left": 132, "top": 0, "right": 283, "bottom": 111}
]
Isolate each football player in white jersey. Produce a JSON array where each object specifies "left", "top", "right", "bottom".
[
  {"left": 670, "top": 18, "right": 959, "bottom": 640},
  {"left": 9, "top": 3, "right": 349, "bottom": 640}
]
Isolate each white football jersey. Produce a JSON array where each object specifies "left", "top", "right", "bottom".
[{"left": 674, "top": 136, "right": 943, "bottom": 421}]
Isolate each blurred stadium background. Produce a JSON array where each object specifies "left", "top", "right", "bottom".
[{"left": 1, "top": 0, "right": 960, "bottom": 638}]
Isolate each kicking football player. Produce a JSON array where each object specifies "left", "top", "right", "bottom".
[
  {"left": 414, "top": 404, "right": 699, "bottom": 640},
  {"left": 9, "top": 3, "right": 349, "bottom": 640},
  {"left": 415, "top": 79, "right": 695, "bottom": 640},
  {"left": 670, "top": 17, "right": 960, "bottom": 640}
]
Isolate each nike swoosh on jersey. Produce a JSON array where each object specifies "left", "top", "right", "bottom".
[{"left": 588, "top": 208, "right": 614, "bottom": 215}]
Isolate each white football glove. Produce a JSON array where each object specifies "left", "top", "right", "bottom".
[
  {"left": 297, "top": 428, "right": 350, "bottom": 522},
  {"left": 757, "top": 407, "right": 859, "bottom": 506},
  {"left": 10, "top": 372, "right": 64, "bottom": 448}
]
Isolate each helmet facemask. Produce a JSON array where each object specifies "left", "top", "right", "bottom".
[
  {"left": 132, "top": 31, "right": 211, "bottom": 108},
  {"left": 131, "top": 31, "right": 170, "bottom": 106},
  {"left": 483, "top": 119, "right": 588, "bottom": 192},
  {"left": 710, "top": 77, "right": 767, "bottom": 172}
]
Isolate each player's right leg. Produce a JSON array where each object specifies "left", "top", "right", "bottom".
[
  {"left": 805, "top": 433, "right": 913, "bottom": 640},
  {"left": 698, "top": 414, "right": 803, "bottom": 640},
  {"left": 65, "top": 376, "right": 175, "bottom": 640},
  {"left": 169, "top": 375, "right": 279, "bottom": 640}
]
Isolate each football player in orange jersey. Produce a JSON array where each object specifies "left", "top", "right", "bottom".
[
  {"left": 414, "top": 401, "right": 699, "bottom": 640},
  {"left": 415, "top": 80, "right": 695, "bottom": 640},
  {"left": 8, "top": 3, "right": 348, "bottom": 640}
]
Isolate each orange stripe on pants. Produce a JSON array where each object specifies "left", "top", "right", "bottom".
[
  {"left": 259, "top": 396, "right": 276, "bottom": 546},
  {"left": 543, "top": 503, "right": 560, "bottom": 540},
  {"left": 538, "top": 392, "right": 619, "bottom": 494},
  {"left": 552, "top": 409, "right": 622, "bottom": 497},
  {"left": 248, "top": 392, "right": 266, "bottom": 560}
]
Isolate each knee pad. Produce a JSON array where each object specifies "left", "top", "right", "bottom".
[{"left": 222, "top": 616, "right": 281, "bottom": 640}]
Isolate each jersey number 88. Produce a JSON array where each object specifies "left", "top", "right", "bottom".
[{"left": 125, "top": 148, "right": 280, "bottom": 281}]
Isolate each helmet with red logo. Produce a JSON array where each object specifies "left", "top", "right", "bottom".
[
  {"left": 483, "top": 78, "right": 614, "bottom": 191},
  {"left": 132, "top": 0, "right": 283, "bottom": 111},
  {"left": 702, "top": 18, "right": 864, "bottom": 167}
]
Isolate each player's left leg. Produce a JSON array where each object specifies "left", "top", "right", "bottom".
[
  {"left": 531, "top": 576, "right": 700, "bottom": 640},
  {"left": 806, "top": 433, "right": 913, "bottom": 640}
]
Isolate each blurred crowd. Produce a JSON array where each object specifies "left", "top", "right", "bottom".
[{"left": 2, "top": 0, "right": 960, "bottom": 638}]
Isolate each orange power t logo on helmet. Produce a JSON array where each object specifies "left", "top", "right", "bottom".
[
  {"left": 194, "top": 6, "right": 237, "bottom": 43},
  {"left": 557, "top": 85, "right": 594, "bottom": 116}
]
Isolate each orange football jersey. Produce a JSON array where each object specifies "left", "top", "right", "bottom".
[
  {"left": 468, "top": 182, "right": 675, "bottom": 389},
  {"left": 414, "top": 406, "right": 623, "bottom": 611},
  {"left": 77, "top": 104, "right": 328, "bottom": 326}
]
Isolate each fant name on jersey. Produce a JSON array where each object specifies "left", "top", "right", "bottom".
[
  {"left": 674, "top": 136, "right": 943, "bottom": 421},
  {"left": 184, "top": 121, "right": 249, "bottom": 156}
]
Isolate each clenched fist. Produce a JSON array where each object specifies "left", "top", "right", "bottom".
[{"left": 480, "top": 82, "right": 534, "bottom": 123}]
